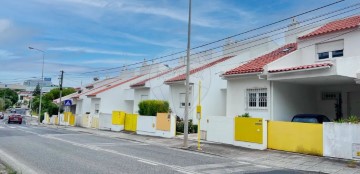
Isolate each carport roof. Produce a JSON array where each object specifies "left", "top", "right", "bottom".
[
  {"left": 268, "top": 62, "right": 333, "bottom": 73},
  {"left": 223, "top": 43, "right": 297, "bottom": 76}
]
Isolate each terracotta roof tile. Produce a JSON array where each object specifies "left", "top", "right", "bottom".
[
  {"left": 87, "top": 75, "right": 143, "bottom": 97},
  {"left": 130, "top": 65, "right": 185, "bottom": 88},
  {"left": 223, "top": 43, "right": 297, "bottom": 76},
  {"left": 299, "top": 15, "right": 360, "bottom": 39},
  {"left": 165, "top": 56, "right": 234, "bottom": 83},
  {"left": 268, "top": 62, "right": 333, "bottom": 73}
]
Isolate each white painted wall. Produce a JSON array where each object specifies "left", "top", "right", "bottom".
[
  {"left": 315, "top": 84, "right": 360, "bottom": 120},
  {"left": 99, "top": 113, "right": 112, "bottom": 130},
  {"left": 272, "top": 82, "right": 317, "bottom": 121},
  {"left": 267, "top": 28, "right": 360, "bottom": 79},
  {"left": 136, "top": 116, "right": 156, "bottom": 136},
  {"left": 324, "top": 122, "right": 360, "bottom": 160},
  {"left": 133, "top": 88, "right": 150, "bottom": 114},
  {"left": 226, "top": 77, "right": 271, "bottom": 119},
  {"left": 204, "top": 116, "right": 233, "bottom": 144}
]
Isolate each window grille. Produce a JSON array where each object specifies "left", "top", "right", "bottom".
[
  {"left": 246, "top": 88, "right": 268, "bottom": 109},
  {"left": 321, "top": 92, "right": 339, "bottom": 100}
]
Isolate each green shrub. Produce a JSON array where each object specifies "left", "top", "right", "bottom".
[
  {"left": 176, "top": 119, "right": 198, "bottom": 133},
  {"left": 138, "top": 100, "right": 169, "bottom": 116},
  {"left": 238, "top": 113, "right": 250, "bottom": 117},
  {"left": 347, "top": 115, "right": 359, "bottom": 124}
]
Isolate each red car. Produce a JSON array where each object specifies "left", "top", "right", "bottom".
[{"left": 8, "top": 114, "right": 22, "bottom": 124}]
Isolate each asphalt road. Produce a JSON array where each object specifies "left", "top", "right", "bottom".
[{"left": 0, "top": 117, "right": 311, "bottom": 174}]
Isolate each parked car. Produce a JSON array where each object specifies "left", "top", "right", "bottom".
[
  {"left": 8, "top": 114, "right": 23, "bottom": 124},
  {"left": 0, "top": 112, "right": 3, "bottom": 119},
  {"left": 291, "top": 114, "right": 330, "bottom": 124}
]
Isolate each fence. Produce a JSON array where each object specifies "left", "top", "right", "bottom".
[{"left": 267, "top": 121, "right": 323, "bottom": 156}]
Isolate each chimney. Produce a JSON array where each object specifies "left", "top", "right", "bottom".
[{"left": 285, "top": 18, "right": 300, "bottom": 44}]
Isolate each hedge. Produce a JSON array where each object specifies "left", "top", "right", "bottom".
[{"left": 138, "top": 100, "right": 169, "bottom": 116}]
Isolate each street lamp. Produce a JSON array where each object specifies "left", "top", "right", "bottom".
[{"left": 29, "top": 46, "right": 45, "bottom": 124}]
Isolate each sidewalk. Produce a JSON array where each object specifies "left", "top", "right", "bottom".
[{"left": 42, "top": 124, "right": 360, "bottom": 174}]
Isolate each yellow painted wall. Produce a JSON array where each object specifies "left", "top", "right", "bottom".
[
  {"left": 156, "top": 113, "right": 171, "bottom": 131},
  {"left": 91, "top": 117, "right": 99, "bottom": 129},
  {"left": 234, "top": 117, "right": 263, "bottom": 144},
  {"left": 125, "top": 114, "right": 138, "bottom": 132},
  {"left": 82, "top": 115, "right": 88, "bottom": 127},
  {"left": 64, "top": 112, "right": 71, "bottom": 122},
  {"left": 268, "top": 121, "right": 323, "bottom": 156},
  {"left": 54, "top": 116, "right": 59, "bottom": 125},
  {"left": 112, "top": 111, "right": 125, "bottom": 125},
  {"left": 69, "top": 114, "right": 75, "bottom": 126}
]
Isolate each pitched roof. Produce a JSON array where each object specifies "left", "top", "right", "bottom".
[
  {"left": 165, "top": 56, "right": 234, "bottom": 83},
  {"left": 87, "top": 75, "right": 143, "bottom": 97},
  {"left": 223, "top": 43, "right": 297, "bottom": 76},
  {"left": 130, "top": 65, "right": 185, "bottom": 88},
  {"left": 268, "top": 62, "right": 333, "bottom": 73},
  {"left": 299, "top": 15, "right": 360, "bottom": 39},
  {"left": 72, "top": 78, "right": 123, "bottom": 99}
]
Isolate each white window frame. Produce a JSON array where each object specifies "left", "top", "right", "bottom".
[
  {"left": 140, "top": 95, "right": 148, "bottom": 101},
  {"left": 246, "top": 88, "right": 268, "bottom": 110},
  {"left": 316, "top": 39, "right": 344, "bottom": 60},
  {"left": 179, "top": 92, "right": 191, "bottom": 108}
]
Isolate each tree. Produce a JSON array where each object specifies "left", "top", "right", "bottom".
[
  {"left": 30, "top": 87, "right": 76, "bottom": 116},
  {"left": 0, "top": 98, "right": 4, "bottom": 111},
  {"left": 0, "top": 88, "right": 19, "bottom": 109},
  {"left": 33, "top": 83, "right": 41, "bottom": 96}
]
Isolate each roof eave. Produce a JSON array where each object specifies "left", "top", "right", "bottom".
[
  {"left": 268, "top": 65, "right": 332, "bottom": 74},
  {"left": 164, "top": 80, "right": 186, "bottom": 85},
  {"left": 221, "top": 72, "right": 262, "bottom": 80}
]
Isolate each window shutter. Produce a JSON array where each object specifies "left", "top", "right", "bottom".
[{"left": 316, "top": 40, "right": 344, "bottom": 53}]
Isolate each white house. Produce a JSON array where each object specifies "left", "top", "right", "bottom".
[
  {"left": 223, "top": 15, "right": 360, "bottom": 121},
  {"left": 130, "top": 65, "right": 186, "bottom": 114},
  {"left": 164, "top": 38, "right": 278, "bottom": 124}
]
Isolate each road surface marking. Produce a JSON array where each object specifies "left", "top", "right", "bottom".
[
  {"left": 138, "top": 160, "right": 158, "bottom": 166},
  {"left": 9, "top": 126, "right": 16, "bottom": 129},
  {"left": 14, "top": 130, "right": 199, "bottom": 174},
  {"left": 0, "top": 126, "right": 3, "bottom": 129},
  {"left": 41, "top": 134, "right": 198, "bottom": 174}
]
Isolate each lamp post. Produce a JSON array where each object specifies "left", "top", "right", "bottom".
[{"left": 29, "top": 46, "right": 44, "bottom": 124}]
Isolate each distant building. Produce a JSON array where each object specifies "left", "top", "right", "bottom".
[
  {"left": 0, "top": 83, "right": 26, "bottom": 90},
  {"left": 23, "top": 78, "right": 54, "bottom": 87}
]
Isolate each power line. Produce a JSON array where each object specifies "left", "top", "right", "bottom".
[
  {"left": 64, "top": 10, "right": 360, "bottom": 82},
  {"left": 66, "top": 0, "right": 345, "bottom": 76}
]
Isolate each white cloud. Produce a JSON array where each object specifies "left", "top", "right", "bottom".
[{"left": 47, "top": 47, "right": 146, "bottom": 57}]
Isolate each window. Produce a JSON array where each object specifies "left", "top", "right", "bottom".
[
  {"left": 180, "top": 93, "right": 191, "bottom": 108},
  {"left": 94, "top": 104, "right": 99, "bottom": 114},
  {"left": 332, "top": 50, "right": 343, "bottom": 57},
  {"left": 246, "top": 88, "right": 268, "bottom": 109},
  {"left": 318, "top": 52, "right": 329, "bottom": 60},
  {"left": 316, "top": 40, "right": 344, "bottom": 60},
  {"left": 140, "top": 95, "right": 148, "bottom": 101}
]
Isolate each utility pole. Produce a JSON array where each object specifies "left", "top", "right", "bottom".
[
  {"left": 58, "top": 70, "right": 64, "bottom": 126},
  {"left": 184, "top": 0, "right": 192, "bottom": 148}
]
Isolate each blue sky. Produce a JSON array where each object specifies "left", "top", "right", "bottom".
[{"left": 0, "top": 0, "right": 356, "bottom": 87}]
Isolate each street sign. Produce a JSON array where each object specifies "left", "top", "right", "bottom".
[{"left": 64, "top": 100, "right": 72, "bottom": 106}]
